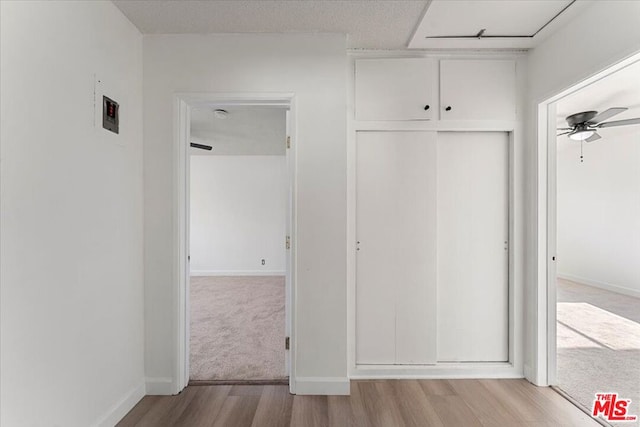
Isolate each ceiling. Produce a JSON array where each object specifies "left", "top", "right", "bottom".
[
  {"left": 113, "top": 0, "right": 427, "bottom": 49},
  {"left": 190, "top": 106, "right": 286, "bottom": 156},
  {"left": 556, "top": 60, "right": 640, "bottom": 151},
  {"left": 113, "top": 0, "right": 587, "bottom": 50}
]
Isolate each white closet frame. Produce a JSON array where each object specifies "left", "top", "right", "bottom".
[{"left": 347, "top": 50, "right": 527, "bottom": 379}]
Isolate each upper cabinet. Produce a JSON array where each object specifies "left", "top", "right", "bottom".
[
  {"left": 355, "top": 58, "right": 438, "bottom": 121},
  {"left": 440, "top": 59, "right": 516, "bottom": 121},
  {"left": 354, "top": 58, "right": 517, "bottom": 122}
]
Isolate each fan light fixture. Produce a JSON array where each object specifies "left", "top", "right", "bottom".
[{"left": 569, "top": 129, "right": 595, "bottom": 141}]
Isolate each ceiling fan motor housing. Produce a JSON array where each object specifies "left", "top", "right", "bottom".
[{"left": 566, "top": 111, "right": 598, "bottom": 127}]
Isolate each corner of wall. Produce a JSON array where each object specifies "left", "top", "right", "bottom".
[
  {"left": 145, "top": 377, "right": 176, "bottom": 396},
  {"left": 293, "top": 377, "right": 350, "bottom": 395},
  {"left": 93, "top": 381, "right": 146, "bottom": 427}
]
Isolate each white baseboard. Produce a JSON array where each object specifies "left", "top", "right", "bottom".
[
  {"left": 294, "top": 377, "right": 350, "bottom": 395},
  {"left": 558, "top": 273, "right": 640, "bottom": 299},
  {"left": 350, "top": 362, "right": 523, "bottom": 380},
  {"left": 145, "top": 377, "right": 175, "bottom": 395},
  {"left": 93, "top": 380, "right": 145, "bottom": 427},
  {"left": 190, "top": 270, "right": 285, "bottom": 277}
]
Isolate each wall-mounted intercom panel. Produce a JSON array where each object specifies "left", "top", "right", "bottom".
[
  {"left": 94, "top": 74, "right": 124, "bottom": 146},
  {"left": 102, "top": 96, "right": 119, "bottom": 134}
]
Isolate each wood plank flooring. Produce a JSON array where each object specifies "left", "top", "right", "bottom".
[{"left": 117, "top": 380, "right": 602, "bottom": 427}]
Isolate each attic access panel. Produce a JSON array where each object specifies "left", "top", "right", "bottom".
[{"left": 409, "top": 0, "right": 575, "bottom": 49}]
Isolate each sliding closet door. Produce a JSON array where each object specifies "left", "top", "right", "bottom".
[
  {"left": 356, "top": 131, "right": 437, "bottom": 365},
  {"left": 437, "top": 132, "right": 509, "bottom": 362}
]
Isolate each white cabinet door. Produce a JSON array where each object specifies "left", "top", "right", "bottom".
[
  {"left": 440, "top": 60, "right": 516, "bottom": 121},
  {"left": 436, "top": 132, "right": 509, "bottom": 362},
  {"left": 355, "top": 58, "right": 438, "bottom": 121},
  {"left": 356, "top": 131, "right": 437, "bottom": 365}
]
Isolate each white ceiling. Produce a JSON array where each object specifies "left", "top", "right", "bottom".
[
  {"left": 113, "top": 0, "right": 427, "bottom": 49},
  {"left": 113, "top": 0, "right": 585, "bottom": 49},
  {"left": 190, "top": 106, "right": 286, "bottom": 156},
  {"left": 556, "top": 60, "right": 640, "bottom": 151}
]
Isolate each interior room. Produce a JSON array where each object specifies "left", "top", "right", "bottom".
[
  {"left": 1, "top": 1, "right": 639, "bottom": 426},
  {"left": 554, "top": 60, "right": 640, "bottom": 420},
  {"left": 188, "top": 106, "right": 288, "bottom": 382}
]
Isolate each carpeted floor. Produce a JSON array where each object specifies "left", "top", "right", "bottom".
[
  {"left": 557, "top": 279, "right": 640, "bottom": 426},
  {"left": 190, "top": 275, "right": 286, "bottom": 381}
]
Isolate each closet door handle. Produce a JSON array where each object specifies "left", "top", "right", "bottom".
[
  {"left": 445, "top": 106, "right": 452, "bottom": 111},
  {"left": 424, "top": 105, "right": 430, "bottom": 111}
]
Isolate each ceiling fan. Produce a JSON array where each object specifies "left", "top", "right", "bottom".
[{"left": 557, "top": 107, "right": 640, "bottom": 142}]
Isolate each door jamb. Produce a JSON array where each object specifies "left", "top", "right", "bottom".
[{"left": 173, "top": 93, "right": 297, "bottom": 394}]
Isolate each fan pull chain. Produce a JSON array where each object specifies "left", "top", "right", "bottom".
[{"left": 580, "top": 140, "right": 584, "bottom": 163}]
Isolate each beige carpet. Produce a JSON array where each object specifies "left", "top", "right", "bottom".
[
  {"left": 557, "top": 279, "right": 640, "bottom": 427},
  {"left": 190, "top": 275, "right": 286, "bottom": 381}
]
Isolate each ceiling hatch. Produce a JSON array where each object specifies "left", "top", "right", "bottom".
[{"left": 408, "top": 0, "right": 583, "bottom": 49}]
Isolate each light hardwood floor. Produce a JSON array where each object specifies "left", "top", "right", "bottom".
[{"left": 117, "top": 379, "right": 601, "bottom": 426}]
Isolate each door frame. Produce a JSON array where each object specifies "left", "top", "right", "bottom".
[
  {"left": 534, "top": 53, "right": 640, "bottom": 386},
  {"left": 173, "top": 92, "right": 297, "bottom": 394}
]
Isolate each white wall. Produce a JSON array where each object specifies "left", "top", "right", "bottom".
[
  {"left": 190, "top": 155, "right": 287, "bottom": 275},
  {"left": 525, "top": 0, "right": 640, "bottom": 384},
  {"left": 557, "top": 133, "right": 640, "bottom": 297},
  {"left": 0, "top": 1, "right": 144, "bottom": 426},
  {"left": 143, "top": 34, "right": 348, "bottom": 393}
]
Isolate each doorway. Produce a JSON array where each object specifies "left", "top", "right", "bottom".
[
  {"left": 553, "top": 61, "right": 640, "bottom": 420},
  {"left": 538, "top": 55, "right": 640, "bottom": 423},
  {"left": 174, "top": 94, "right": 296, "bottom": 391}
]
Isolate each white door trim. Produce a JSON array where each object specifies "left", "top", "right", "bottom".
[
  {"left": 533, "top": 52, "right": 640, "bottom": 386},
  {"left": 173, "top": 92, "right": 297, "bottom": 394}
]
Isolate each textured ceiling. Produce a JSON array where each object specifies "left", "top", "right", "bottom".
[{"left": 113, "top": 0, "right": 427, "bottom": 49}]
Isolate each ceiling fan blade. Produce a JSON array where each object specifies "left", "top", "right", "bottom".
[
  {"left": 588, "top": 107, "right": 628, "bottom": 124},
  {"left": 585, "top": 133, "right": 601, "bottom": 143},
  {"left": 190, "top": 142, "right": 213, "bottom": 151},
  {"left": 596, "top": 117, "right": 640, "bottom": 128},
  {"left": 557, "top": 131, "right": 572, "bottom": 136},
  {"left": 557, "top": 127, "right": 573, "bottom": 131}
]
